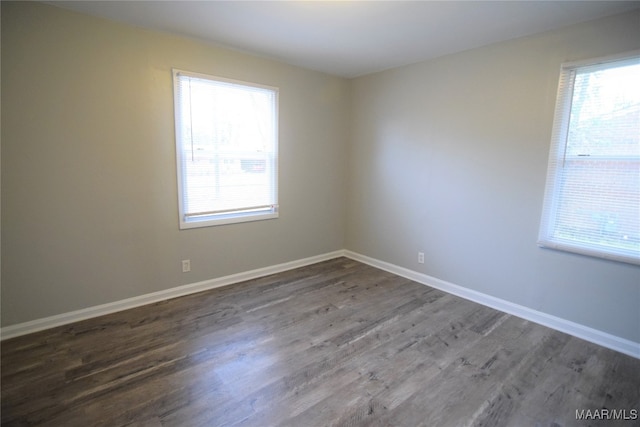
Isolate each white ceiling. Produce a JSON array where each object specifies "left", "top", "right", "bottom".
[{"left": 48, "top": 1, "right": 640, "bottom": 78}]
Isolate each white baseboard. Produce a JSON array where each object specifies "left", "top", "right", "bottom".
[
  {"left": 3, "top": 249, "right": 638, "bottom": 359},
  {"left": 343, "top": 250, "right": 640, "bottom": 359},
  {"left": 0, "top": 250, "right": 345, "bottom": 341}
]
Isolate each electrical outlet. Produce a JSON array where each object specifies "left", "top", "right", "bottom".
[
  {"left": 182, "top": 259, "right": 191, "bottom": 273},
  {"left": 418, "top": 252, "right": 424, "bottom": 264}
]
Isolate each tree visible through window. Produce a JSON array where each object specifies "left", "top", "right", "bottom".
[
  {"left": 173, "top": 70, "right": 278, "bottom": 229},
  {"left": 538, "top": 52, "right": 640, "bottom": 264}
]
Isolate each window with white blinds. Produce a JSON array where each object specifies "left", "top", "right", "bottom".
[
  {"left": 173, "top": 70, "right": 278, "bottom": 229},
  {"left": 538, "top": 52, "right": 640, "bottom": 265}
]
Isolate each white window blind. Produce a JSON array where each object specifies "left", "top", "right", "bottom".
[
  {"left": 173, "top": 70, "right": 278, "bottom": 229},
  {"left": 538, "top": 52, "right": 640, "bottom": 265}
]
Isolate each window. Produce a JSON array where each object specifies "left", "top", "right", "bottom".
[
  {"left": 539, "top": 51, "right": 640, "bottom": 265},
  {"left": 173, "top": 70, "right": 278, "bottom": 229}
]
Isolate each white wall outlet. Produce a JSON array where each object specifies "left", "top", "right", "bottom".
[
  {"left": 418, "top": 252, "right": 424, "bottom": 264},
  {"left": 182, "top": 259, "right": 191, "bottom": 273}
]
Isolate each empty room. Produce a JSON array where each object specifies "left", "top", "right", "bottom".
[{"left": 1, "top": 1, "right": 639, "bottom": 426}]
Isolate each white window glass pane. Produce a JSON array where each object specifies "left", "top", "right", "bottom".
[
  {"left": 173, "top": 70, "right": 278, "bottom": 228},
  {"left": 566, "top": 63, "right": 640, "bottom": 157},
  {"left": 539, "top": 53, "right": 640, "bottom": 265},
  {"left": 554, "top": 159, "right": 639, "bottom": 253}
]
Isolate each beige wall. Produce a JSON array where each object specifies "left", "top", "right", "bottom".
[
  {"left": 346, "top": 10, "right": 640, "bottom": 342},
  {"left": 1, "top": 2, "right": 348, "bottom": 325}
]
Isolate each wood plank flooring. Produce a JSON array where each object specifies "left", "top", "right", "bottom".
[{"left": 2, "top": 257, "right": 639, "bottom": 426}]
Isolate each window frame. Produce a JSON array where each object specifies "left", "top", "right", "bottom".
[
  {"left": 172, "top": 69, "right": 279, "bottom": 229},
  {"left": 538, "top": 50, "right": 640, "bottom": 265}
]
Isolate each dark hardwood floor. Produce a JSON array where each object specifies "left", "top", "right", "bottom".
[{"left": 2, "top": 257, "right": 639, "bottom": 426}]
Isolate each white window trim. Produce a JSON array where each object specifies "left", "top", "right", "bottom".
[
  {"left": 538, "top": 50, "right": 640, "bottom": 265},
  {"left": 172, "top": 69, "right": 279, "bottom": 229}
]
